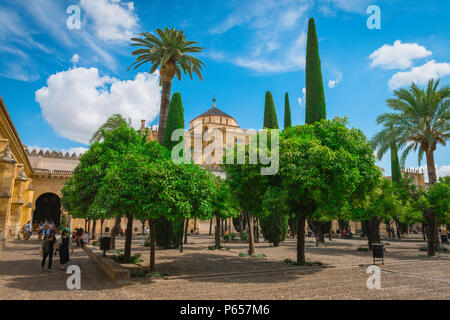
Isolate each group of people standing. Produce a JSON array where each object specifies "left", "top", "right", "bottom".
[{"left": 39, "top": 220, "right": 73, "bottom": 272}]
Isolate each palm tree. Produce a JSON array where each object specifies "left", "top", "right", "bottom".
[
  {"left": 372, "top": 78, "right": 450, "bottom": 256},
  {"left": 90, "top": 114, "right": 131, "bottom": 144},
  {"left": 128, "top": 27, "right": 205, "bottom": 145}
]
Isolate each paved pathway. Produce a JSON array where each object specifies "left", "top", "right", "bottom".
[{"left": 0, "top": 235, "right": 449, "bottom": 299}]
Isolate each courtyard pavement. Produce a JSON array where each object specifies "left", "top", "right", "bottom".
[{"left": 0, "top": 233, "right": 449, "bottom": 299}]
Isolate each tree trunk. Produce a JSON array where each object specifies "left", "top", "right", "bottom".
[
  {"left": 91, "top": 219, "right": 97, "bottom": 240},
  {"left": 123, "top": 214, "right": 134, "bottom": 262},
  {"left": 149, "top": 219, "right": 155, "bottom": 272},
  {"left": 426, "top": 211, "right": 438, "bottom": 257},
  {"left": 238, "top": 213, "right": 243, "bottom": 236},
  {"left": 180, "top": 220, "right": 184, "bottom": 253},
  {"left": 100, "top": 219, "right": 104, "bottom": 237},
  {"left": 245, "top": 211, "right": 255, "bottom": 255},
  {"left": 184, "top": 218, "right": 189, "bottom": 244},
  {"left": 297, "top": 216, "right": 306, "bottom": 265},
  {"left": 255, "top": 218, "right": 260, "bottom": 243},
  {"left": 365, "top": 218, "right": 381, "bottom": 250},
  {"left": 157, "top": 79, "right": 172, "bottom": 145},
  {"left": 215, "top": 216, "right": 221, "bottom": 249},
  {"left": 110, "top": 216, "right": 121, "bottom": 250},
  {"left": 288, "top": 217, "right": 296, "bottom": 238},
  {"left": 394, "top": 218, "right": 401, "bottom": 239},
  {"left": 87, "top": 219, "right": 91, "bottom": 234},
  {"left": 426, "top": 150, "right": 437, "bottom": 185},
  {"left": 424, "top": 151, "right": 439, "bottom": 254},
  {"left": 422, "top": 222, "right": 427, "bottom": 241},
  {"left": 209, "top": 219, "right": 213, "bottom": 235}
]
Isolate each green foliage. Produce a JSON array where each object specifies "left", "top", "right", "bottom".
[
  {"left": 260, "top": 187, "right": 289, "bottom": 246},
  {"left": 352, "top": 178, "right": 403, "bottom": 224},
  {"left": 90, "top": 114, "right": 131, "bottom": 144},
  {"left": 420, "top": 245, "right": 447, "bottom": 252},
  {"left": 240, "top": 232, "right": 248, "bottom": 241},
  {"left": 263, "top": 91, "right": 279, "bottom": 129},
  {"left": 155, "top": 217, "right": 183, "bottom": 249},
  {"left": 284, "top": 258, "right": 322, "bottom": 266},
  {"left": 163, "top": 92, "right": 185, "bottom": 151},
  {"left": 284, "top": 92, "right": 292, "bottom": 129},
  {"left": 305, "top": 18, "right": 326, "bottom": 124},
  {"left": 390, "top": 142, "right": 402, "bottom": 183},
  {"left": 112, "top": 253, "right": 142, "bottom": 264},
  {"left": 128, "top": 27, "right": 205, "bottom": 81},
  {"left": 371, "top": 79, "right": 450, "bottom": 174},
  {"left": 223, "top": 234, "right": 230, "bottom": 241},
  {"left": 281, "top": 118, "right": 381, "bottom": 220}
]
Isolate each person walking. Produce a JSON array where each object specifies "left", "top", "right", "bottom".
[
  {"left": 41, "top": 229, "right": 56, "bottom": 272},
  {"left": 57, "top": 230, "right": 73, "bottom": 271}
]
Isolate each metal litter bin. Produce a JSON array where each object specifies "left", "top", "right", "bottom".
[
  {"left": 100, "top": 236, "right": 111, "bottom": 256},
  {"left": 372, "top": 243, "right": 384, "bottom": 265}
]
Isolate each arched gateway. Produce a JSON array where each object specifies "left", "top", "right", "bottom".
[{"left": 32, "top": 193, "right": 61, "bottom": 227}]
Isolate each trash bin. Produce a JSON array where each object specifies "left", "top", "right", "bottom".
[
  {"left": 372, "top": 243, "right": 384, "bottom": 265},
  {"left": 100, "top": 236, "right": 111, "bottom": 256},
  {"left": 441, "top": 234, "right": 448, "bottom": 243}
]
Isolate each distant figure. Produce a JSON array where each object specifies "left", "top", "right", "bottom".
[
  {"left": 82, "top": 231, "right": 89, "bottom": 247},
  {"left": 341, "top": 229, "right": 347, "bottom": 238},
  {"left": 57, "top": 230, "right": 73, "bottom": 271},
  {"left": 41, "top": 229, "right": 56, "bottom": 272}
]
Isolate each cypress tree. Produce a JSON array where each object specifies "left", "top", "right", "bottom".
[
  {"left": 305, "top": 17, "right": 326, "bottom": 124},
  {"left": 263, "top": 91, "right": 279, "bottom": 129},
  {"left": 157, "top": 92, "right": 185, "bottom": 249},
  {"left": 391, "top": 143, "right": 402, "bottom": 183},
  {"left": 284, "top": 92, "right": 292, "bottom": 129},
  {"left": 163, "top": 92, "right": 184, "bottom": 150}
]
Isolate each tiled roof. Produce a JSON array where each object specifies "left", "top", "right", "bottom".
[{"left": 197, "top": 106, "right": 233, "bottom": 119}]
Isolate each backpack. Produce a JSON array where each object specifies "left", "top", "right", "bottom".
[{"left": 41, "top": 238, "right": 49, "bottom": 253}]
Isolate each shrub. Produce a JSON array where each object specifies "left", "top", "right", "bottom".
[
  {"left": 284, "top": 258, "right": 322, "bottom": 266},
  {"left": 260, "top": 187, "right": 289, "bottom": 247},
  {"left": 357, "top": 247, "right": 369, "bottom": 252},
  {"left": 420, "top": 245, "right": 448, "bottom": 252},
  {"left": 240, "top": 232, "right": 248, "bottom": 241},
  {"left": 112, "top": 253, "right": 142, "bottom": 264},
  {"left": 155, "top": 217, "right": 183, "bottom": 249},
  {"left": 223, "top": 234, "right": 230, "bottom": 241}
]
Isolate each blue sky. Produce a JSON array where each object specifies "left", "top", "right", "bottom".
[{"left": 0, "top": 0, "right": 449, "bottom": 178}]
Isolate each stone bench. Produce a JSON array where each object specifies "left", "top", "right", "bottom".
[{"left": 82, "top": 244, "right": 130, "bottom": 283}]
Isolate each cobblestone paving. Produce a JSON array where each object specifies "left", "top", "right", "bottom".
[{"left": 0, "top": 234, "right": 448, "bottom": 299}]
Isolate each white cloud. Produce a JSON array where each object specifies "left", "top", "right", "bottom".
[
  {"left": 388, "top": 60, "right": 450, "bottom": 90},
  {"left": 319, "top": 0, "right": 372, "bottom": 15},
  {"left": 328, "top": 74, "right": 342, "bottom": 88},
  {"left": 80, "top": 0, "right": 139, "bottom": 42},
  {"left": 437, "top": 165, "right": 450, "bottom": 178},
  {"left": 35, "top": 67, "right": 161, "bottom": 144},
  {"left": 369, "top": 40, "right": 432, "bottom": 70},
  {"left": 298, "top": 87, "right": 306, "bottom": 105},
  {"left": 209, "top": 0, "right": 309, "bottom": 73},
  {"left": 70, "top": 54, "right": 80, "bottom": 65}
]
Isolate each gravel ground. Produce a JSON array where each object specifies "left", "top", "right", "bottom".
[{"left": 0, "top": 234, "right": 448, "bottom": 300}]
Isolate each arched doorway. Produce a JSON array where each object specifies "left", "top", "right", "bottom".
[{"left": 32, "top": 193, "right": 61, "bottom": 227}]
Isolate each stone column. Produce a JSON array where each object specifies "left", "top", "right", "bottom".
[
  {"left": 0, "top": 139, "right": 17, "bottom": 239},
  {"left": 9, "top": 164, "right": 27, "bottom": 238},
  {"left": 20, "top": 180, "right": 34, "bottom": 227}
]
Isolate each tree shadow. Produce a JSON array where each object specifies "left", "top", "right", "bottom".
[{"left": 144, "top": 251, "right": 329, "bottom": 284}]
